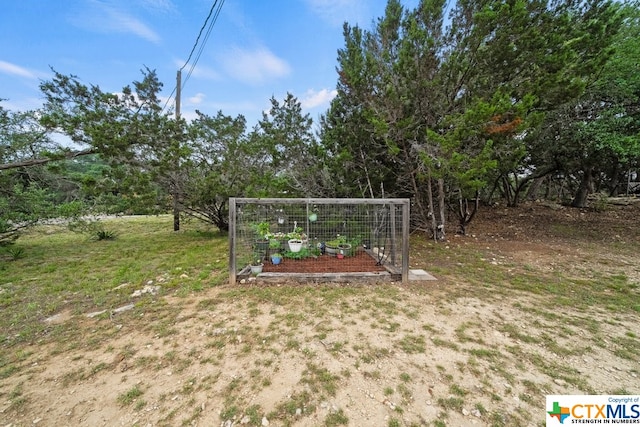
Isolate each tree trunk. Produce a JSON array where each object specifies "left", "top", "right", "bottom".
[
  {"left": 525, "top": 176, "right": 546, "bottom": 201},
  {"left": 172, "top": 176, "right": 182, "bottom": 231},
  {"left": 608, "top": 163, "right": 621, "bottom": 196},
  {"left": 436, "top": 178, "right": 446, "bottom": 241},
  {"left": 457, "top": 191, "right": 480, "bottom": 235},
  {"left": 173, "top": 201, "right": 180, "bottom": 231},
  {"left": 426, "top": 168, "right": 438, "bottom": 241},
  {"left": 571, "top": 166, "right": 594, "bottom": 208}
]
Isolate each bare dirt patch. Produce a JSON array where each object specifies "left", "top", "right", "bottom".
[{"left": 1, "top": 202, "right": 639, "bottom": 427}]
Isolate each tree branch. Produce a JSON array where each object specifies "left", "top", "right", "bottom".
[{"left": 0, "top": 148, "right": 96, "bottom": 171}]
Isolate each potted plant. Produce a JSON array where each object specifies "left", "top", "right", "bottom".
[
  {"left": 269, "top": 238, "right": 281, "bottom": 251},
  {"left": 286, "top": 223, "right": 307, "bottom": 253},
  {"left": 253, "top": 221, "right": 271, "bottom": 240},
  {"left": 250, "top": 255, "right": 264, "bottom": 275},
  {"left": 252, "top": 221, "right": 271, "bottom": 258},
  {"left": 325, "top": 234, "right": 347, "bottom": 256},
  {"left": 288, "top": 238, "right": 304, "bottom": 253},
  {"left": 338, "top": 242, "right": 352, "bottom": 256},
  {"left": 270, "top": 252, "right": 282, "bottom": 265},
  {"left": 269, "top": 239, "right": 282, "bottom": 264}
]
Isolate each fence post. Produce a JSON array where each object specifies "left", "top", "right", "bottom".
[
  {"left": 228, "top": 198, "right": 237, "bottom": 285},
  {"left": 402, "top": 200, "right": 410, "bottom": 284}
]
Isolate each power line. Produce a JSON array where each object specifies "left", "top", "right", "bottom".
[
  {"left": 180, "top": 0, "right": 220, "bottom": 73},
  {"left": 183, "top": 0, "right": 224, "bottom": 89},
  {"left": 162, "top": 0, "right": 225, "bottom": 114}
]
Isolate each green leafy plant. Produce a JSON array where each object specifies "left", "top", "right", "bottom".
[
  {"left": 93, "top": 228, "right": 117, "bottom": 241},
  {"left": 283, "top": 247, "right": 312, "bottom": 259},
  {"left": 286, "top": 226, "right": 307, "bottom": 241},
  {"left": 269, "top": 239, "right": 281, "bottom": 249},
  {"left": 252, "top": 221, "right": 271, "bottom": 240},
  {"left": 68, "top": 218, "right": 117, "bottom": 241},
  {"left": 326, "top": 234, "right": 347, "bottom": 247},
  {"left": 251, "top": 253, "right": 264, "bottom": 266},
  {"left": 7, "top": 246, "right": 26, "bottom": 260}
]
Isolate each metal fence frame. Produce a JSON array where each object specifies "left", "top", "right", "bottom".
[{"left": 229, "top": 198, "right": 410, "bottom": 284}]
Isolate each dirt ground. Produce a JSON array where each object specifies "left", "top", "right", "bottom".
[{"left": 1, "top": 201, "right": 639, "bottom": 427}]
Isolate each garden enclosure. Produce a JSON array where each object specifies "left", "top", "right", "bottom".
[{"left": 228, "top": 198, "right": 410, "bottom": 284}]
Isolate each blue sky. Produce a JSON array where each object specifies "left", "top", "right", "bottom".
[{"left": 0, "top": 0, "right": 417, "bottom": 128}]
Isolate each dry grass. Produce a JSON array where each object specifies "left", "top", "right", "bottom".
[{"left": 1, "top": 205, "right": 639, "bottom": 426}]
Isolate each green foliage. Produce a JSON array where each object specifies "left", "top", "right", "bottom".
[
  {"left": 0, "top": 182, "right": 56, "bottom": 245},
  {"left": 283, "top": 247, "right": 314, "bottom": 259},
  {"left": 269, "top": 239, "right": 281, "bottom": 250},
  {"left": 252, "top": 222, "right": 271, "bottom": 240},
  {"left": 68, "top": 218, "right": 117, "bottom": 241},
  {"left": 6, "top": 246, "right": 26, "bottom": 260},
  {"left": 0, "top": 0, "right": 634, "bottom": 240},
  {"left": 322, "top": 0, "right": 626, "bottom": 225},
  {"left": 325, "top": 235, "right": 347, "bottom": 247},
  {"left": 117, "top": 385, "right": 143, "bottom": 406},
  {"left": 39, "top": 68, "right": 182, "bottom": 218}
]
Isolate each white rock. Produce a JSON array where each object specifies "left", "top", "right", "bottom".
[
  {"left": 86, "top": 310, "right": 107, "bottom": 318},
  {"left": 261, "top": 416, "right": 269, "bottom": 426},
  {"left": 112, "top": 304, "right": 135, "bottom": 314}
]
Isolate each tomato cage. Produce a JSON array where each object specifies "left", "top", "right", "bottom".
[{"left": 228, "top": 198, "right": 410, "bottom": 284}]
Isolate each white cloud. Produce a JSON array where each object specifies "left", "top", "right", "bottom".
[
  {"left": 72, "top": 1, "right": 161, "bottom": 44},
  {"left": 221, "top": 47, "right": 291, "bottom": 85},
  {"left": 301, "top": 88, "right": 337, "bottom": 109},
  {"left": 0, "top": 60, "right": 38, "bottom": 79},
  {"left": 187, "top": 93, "right": 205, "bottom": 105},
  {"left": 105, "top": 6, "right": 161, "bottom": 43}
]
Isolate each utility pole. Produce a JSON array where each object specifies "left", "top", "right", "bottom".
[
  {"left": 173, "top": 69, "right": 182, "bottom": 232},
  {"left": 176, "top": 69, "right": 181, "bottom": 119}
]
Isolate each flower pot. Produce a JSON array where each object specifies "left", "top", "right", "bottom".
[
  {"left": 271, "top": 255, "right": 282, "bottom": 265},
  {"left": 325, "top": 244, "right": 338, "bottom": 256},
  {"left": 338, "top": 243, "right": 352, "bottom": 255},
  {"left": 288, "top": 239, "right": 303, "bottom": 253},
  {"left": 250, "top": 264, "right": 263, "bottom": 275}
]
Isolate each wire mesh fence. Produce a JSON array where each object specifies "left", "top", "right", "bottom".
[{"left": 229, "top": 198, "right": 410, "bottom": 284}]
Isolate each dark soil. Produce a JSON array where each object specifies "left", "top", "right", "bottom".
[{"left": 261, "top": 249, "right": 388, "bottom": 273}]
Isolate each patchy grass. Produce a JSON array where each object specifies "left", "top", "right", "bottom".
[
  {"left": 1, "top": 206, "right": 639, "bottom": 426},
  {"left": 117, "top": 384, "right": 144, "bottom": 406},
  {"left": 0, "top": 215, "right": 228, "bottom": 346}
]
